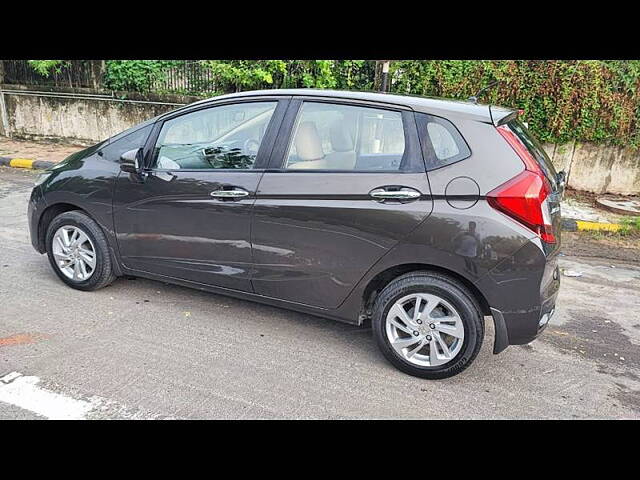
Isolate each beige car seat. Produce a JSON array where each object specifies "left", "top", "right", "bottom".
[
  {"left": 288, "top": 121, "right": 356, "bottom": 170},
  {"left": 289, "top": 121, "right": 325, "bottom": 169},
  {"left": 323, "top": 121, "right": 356, "bottom": 170}
]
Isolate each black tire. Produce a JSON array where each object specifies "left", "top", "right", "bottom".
[
  {"left": 45, "top": 210, "right": 116, "bottom": 291},
  {"left": 372, "top": 271, "right": 484, "bottom": 379}
]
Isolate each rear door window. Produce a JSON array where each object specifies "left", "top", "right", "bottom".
[{"left": 284, "top": 102, "right": 407, "bottom": 171}]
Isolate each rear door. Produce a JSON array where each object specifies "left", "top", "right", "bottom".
[
  {"left": 113, "top": 98, "right": 288, "bottom": 291},
  {"left": 251, "top": 98, "right": 433, "bottom": 309}
]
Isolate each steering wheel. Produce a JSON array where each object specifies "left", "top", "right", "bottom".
[{"left": 244, "top": 139, "right": 260, "bottom": 157}]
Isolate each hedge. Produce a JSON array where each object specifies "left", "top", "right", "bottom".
[{"left": 389, "top": 60, "right": 640, "bottom": 147}]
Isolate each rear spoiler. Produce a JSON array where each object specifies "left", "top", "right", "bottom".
[{"left": 489, "top": 105, "right": 518, "bottom": 126}]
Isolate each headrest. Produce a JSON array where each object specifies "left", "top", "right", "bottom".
[
  {"left": 295, "top": 122, "right": 324, "bottom": 161},
  {"left": 330, "top": 121, "right": 354, "bottom": 152}
]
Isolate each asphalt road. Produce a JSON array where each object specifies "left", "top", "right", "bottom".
[{"left": 1, "top": 166, "right": 639, "bottom": 419}]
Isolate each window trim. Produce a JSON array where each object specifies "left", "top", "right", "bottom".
[
  {"left": 266, "top": 98, "right": 424, "bottom": 174},
  {"left": 415, "top": 112, "right": 471, "bottom": 171},
  {"left": 141, "top": 97, "right": 290, "bottom": 172},
  {"left": 101, "top": 124, "right": 153, "bottom": 163}
]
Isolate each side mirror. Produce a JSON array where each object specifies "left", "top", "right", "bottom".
[{"left": 120, "top": 148, "right": 143, "bottom": 174}]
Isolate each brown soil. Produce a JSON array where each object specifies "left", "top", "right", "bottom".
[
  {"left": 0, "top": 136, "right": 85, "bottom": 163},
  {"left": 562, "top": 231, "right": 640, "bottom": 264},
  {"left": 564, "top": 187, "right": 600, "bottom": 206}
]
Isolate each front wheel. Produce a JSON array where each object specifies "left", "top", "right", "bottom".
[
  {"left": 45, "top": 210, "right": 116, "bottom": 291},
  {"left": 372, "top": 271, "right": 484, "bottom": 379}
]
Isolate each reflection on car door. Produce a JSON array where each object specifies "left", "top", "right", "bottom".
[
  {"left": 113, "top": 98, "right": 288, "bottom": 292},
  {"left": 251, "top": 100, "right": 433, "bottom": 309}
]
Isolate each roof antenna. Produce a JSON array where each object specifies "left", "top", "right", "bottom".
[{"left": 468, "top": 80, "right": 499, "bottom": 104}]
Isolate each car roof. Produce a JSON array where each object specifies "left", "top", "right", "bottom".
[{"left": 179, "top": 88, "right": 505, "bottom": 124}]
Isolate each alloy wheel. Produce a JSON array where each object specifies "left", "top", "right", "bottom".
[
  {"left": 385, "top": 293, "right": 465, "bottom": 367},
  {"left": 51, "top": 225, "right": 96, "bottom": 282}
]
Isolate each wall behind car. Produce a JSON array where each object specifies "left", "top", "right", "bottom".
[
  {"left": 1, "top": 84, "right": 638, "bottom": 195},
  {"left": 542, "top": 142, "right": 640, "bottom": 196},
  {"left": 0, "top": 85, "right": 196, "bottom": 145}
]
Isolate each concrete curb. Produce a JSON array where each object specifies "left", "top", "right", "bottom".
[
  {"left": 0, "top": 157, "right": 55, "bottom": 170},
  {"left": 561, "top": 218, "right": 621, "bottom": 232}
]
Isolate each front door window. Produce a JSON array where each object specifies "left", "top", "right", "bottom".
[{"left": 153, "top": 102, "right": 278, "bottom": 170}]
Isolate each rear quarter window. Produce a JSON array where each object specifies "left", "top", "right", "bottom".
[{"left": 416, "top": 113, "right": 471, "bottom": 170}]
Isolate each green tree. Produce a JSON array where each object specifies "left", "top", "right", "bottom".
[{"left": 27, "top": 60, "right": 69, "bottom": 77}]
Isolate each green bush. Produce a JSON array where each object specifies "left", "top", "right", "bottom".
[
  {"left": 389, "top": 60, "right": 640, "bottom": 147},
  {"left": 27, "top": 60, "right": 69, "bottom": 77},
  {"left": 103, "top": 60, "right": 185, "bottom": 92}
]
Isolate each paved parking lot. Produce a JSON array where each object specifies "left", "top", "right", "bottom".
[{"left": 1, "top": 166, "right": 639, "bottom": 419}]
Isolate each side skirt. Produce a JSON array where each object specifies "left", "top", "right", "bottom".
[{"left": 119, "top": 265, "right": 361, "bottom": 326}]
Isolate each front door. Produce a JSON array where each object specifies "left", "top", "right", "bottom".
[
  {"left": 251, "top": 99, "right": 433, "bottom": 309},
  {"left": 113, "top": 98, "right": 288, "bottom": 291}
]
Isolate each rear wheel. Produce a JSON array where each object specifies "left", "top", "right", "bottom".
[
  {"left": 45, "top": 211, "right": 116, "bottom": 291},
  {"left": 372, "top": 271, "right": 484, "bottom": 379}
]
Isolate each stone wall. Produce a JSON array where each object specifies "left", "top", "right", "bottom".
[
  {"left": 543, "top": 142, "right": 640, "bottom": 195},
  {"left": 0, "top": 85, "right": 199, "bottom": 146}
]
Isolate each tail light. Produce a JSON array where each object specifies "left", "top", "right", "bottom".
[{"left": 487, "top": 124, "right": 556, "bottom": 243}]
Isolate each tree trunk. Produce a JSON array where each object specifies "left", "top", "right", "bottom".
[{"left": 373, "top": 61, "right": 383, "bottom": 91}]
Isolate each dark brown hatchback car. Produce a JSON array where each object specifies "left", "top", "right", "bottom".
[{"left": 29, "top": 89, "right": 563, "bottom": 379}]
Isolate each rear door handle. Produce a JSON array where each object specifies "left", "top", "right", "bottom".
[
  {"left": 210, "top": 189, "right": 249, "bottom": 199},
  {"left": 369, "top": 187, "right": 422, "bottom": 202}
]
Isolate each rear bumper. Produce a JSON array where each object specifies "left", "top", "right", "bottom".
[
  {"left": 476, "top": 239, "right": 561, "bottom": 353},
  {"left": 490, "top": 285, "right": 558, "bottom": 353}
]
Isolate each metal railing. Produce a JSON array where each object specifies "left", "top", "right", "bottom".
[
  {"left": 2, "top": 60, "right": 98, "bottom": 89},
  {"left": 1, "top": 60, "right": 217, "bottom": 95},
  {"left": 147, "top": 61, "right": 217, "bottom": 95}
]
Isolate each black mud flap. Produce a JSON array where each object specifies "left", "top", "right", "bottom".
[{"left": 490, "top": 307, "right": 510, "bottom": 354}]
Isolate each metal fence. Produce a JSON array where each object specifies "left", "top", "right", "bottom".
[
  {"left": 1, "top": 60, "right": 377, "bottom": 96},
  {"left": 1, "top": 60, "right": 217, "bottom": 95},
  {"left": 147, "top": 61, "right": 217, "bottom": 95},
  {"left": 2, "top": 60, "right": 98, "bottom": 89}
]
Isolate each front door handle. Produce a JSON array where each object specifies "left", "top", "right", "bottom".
[
  {"left": 210, "top": 189, "right": 249, "bottom": 199},
  {"left": 369, "top": 187, "right": 422, "bottom": 202}
]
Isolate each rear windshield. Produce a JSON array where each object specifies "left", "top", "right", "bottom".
[{"left": 508, "top": 120, "right": 558, "bottom": 189}]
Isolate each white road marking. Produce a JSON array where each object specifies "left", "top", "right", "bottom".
[
  {"left": 0, "top": 372, "right": 96, "bottom": 419},
  {"left": 1, "top": 371, "right": 22, "bottom": 384},
  {"left": 0, "top": 372, "right": 166, "bottom": 420}
]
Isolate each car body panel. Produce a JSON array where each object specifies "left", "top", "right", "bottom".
[
  {"left": 30, "top": 146, "right": 121, "bottom": 254},
  {"left": 251, "top": 172, "right": 433, "bottom": 308},
  {"left": 27, "top": 88, "right": 558, "bottom": 355},
  {"left": 113, "top": 169, "right": 262, "bottom": 291},
  {"left": 250, "top": 98, "right": 434, "bottom": 308},
  {"left": 111, "top": 97, "right": 289, "bottom": 291}
]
